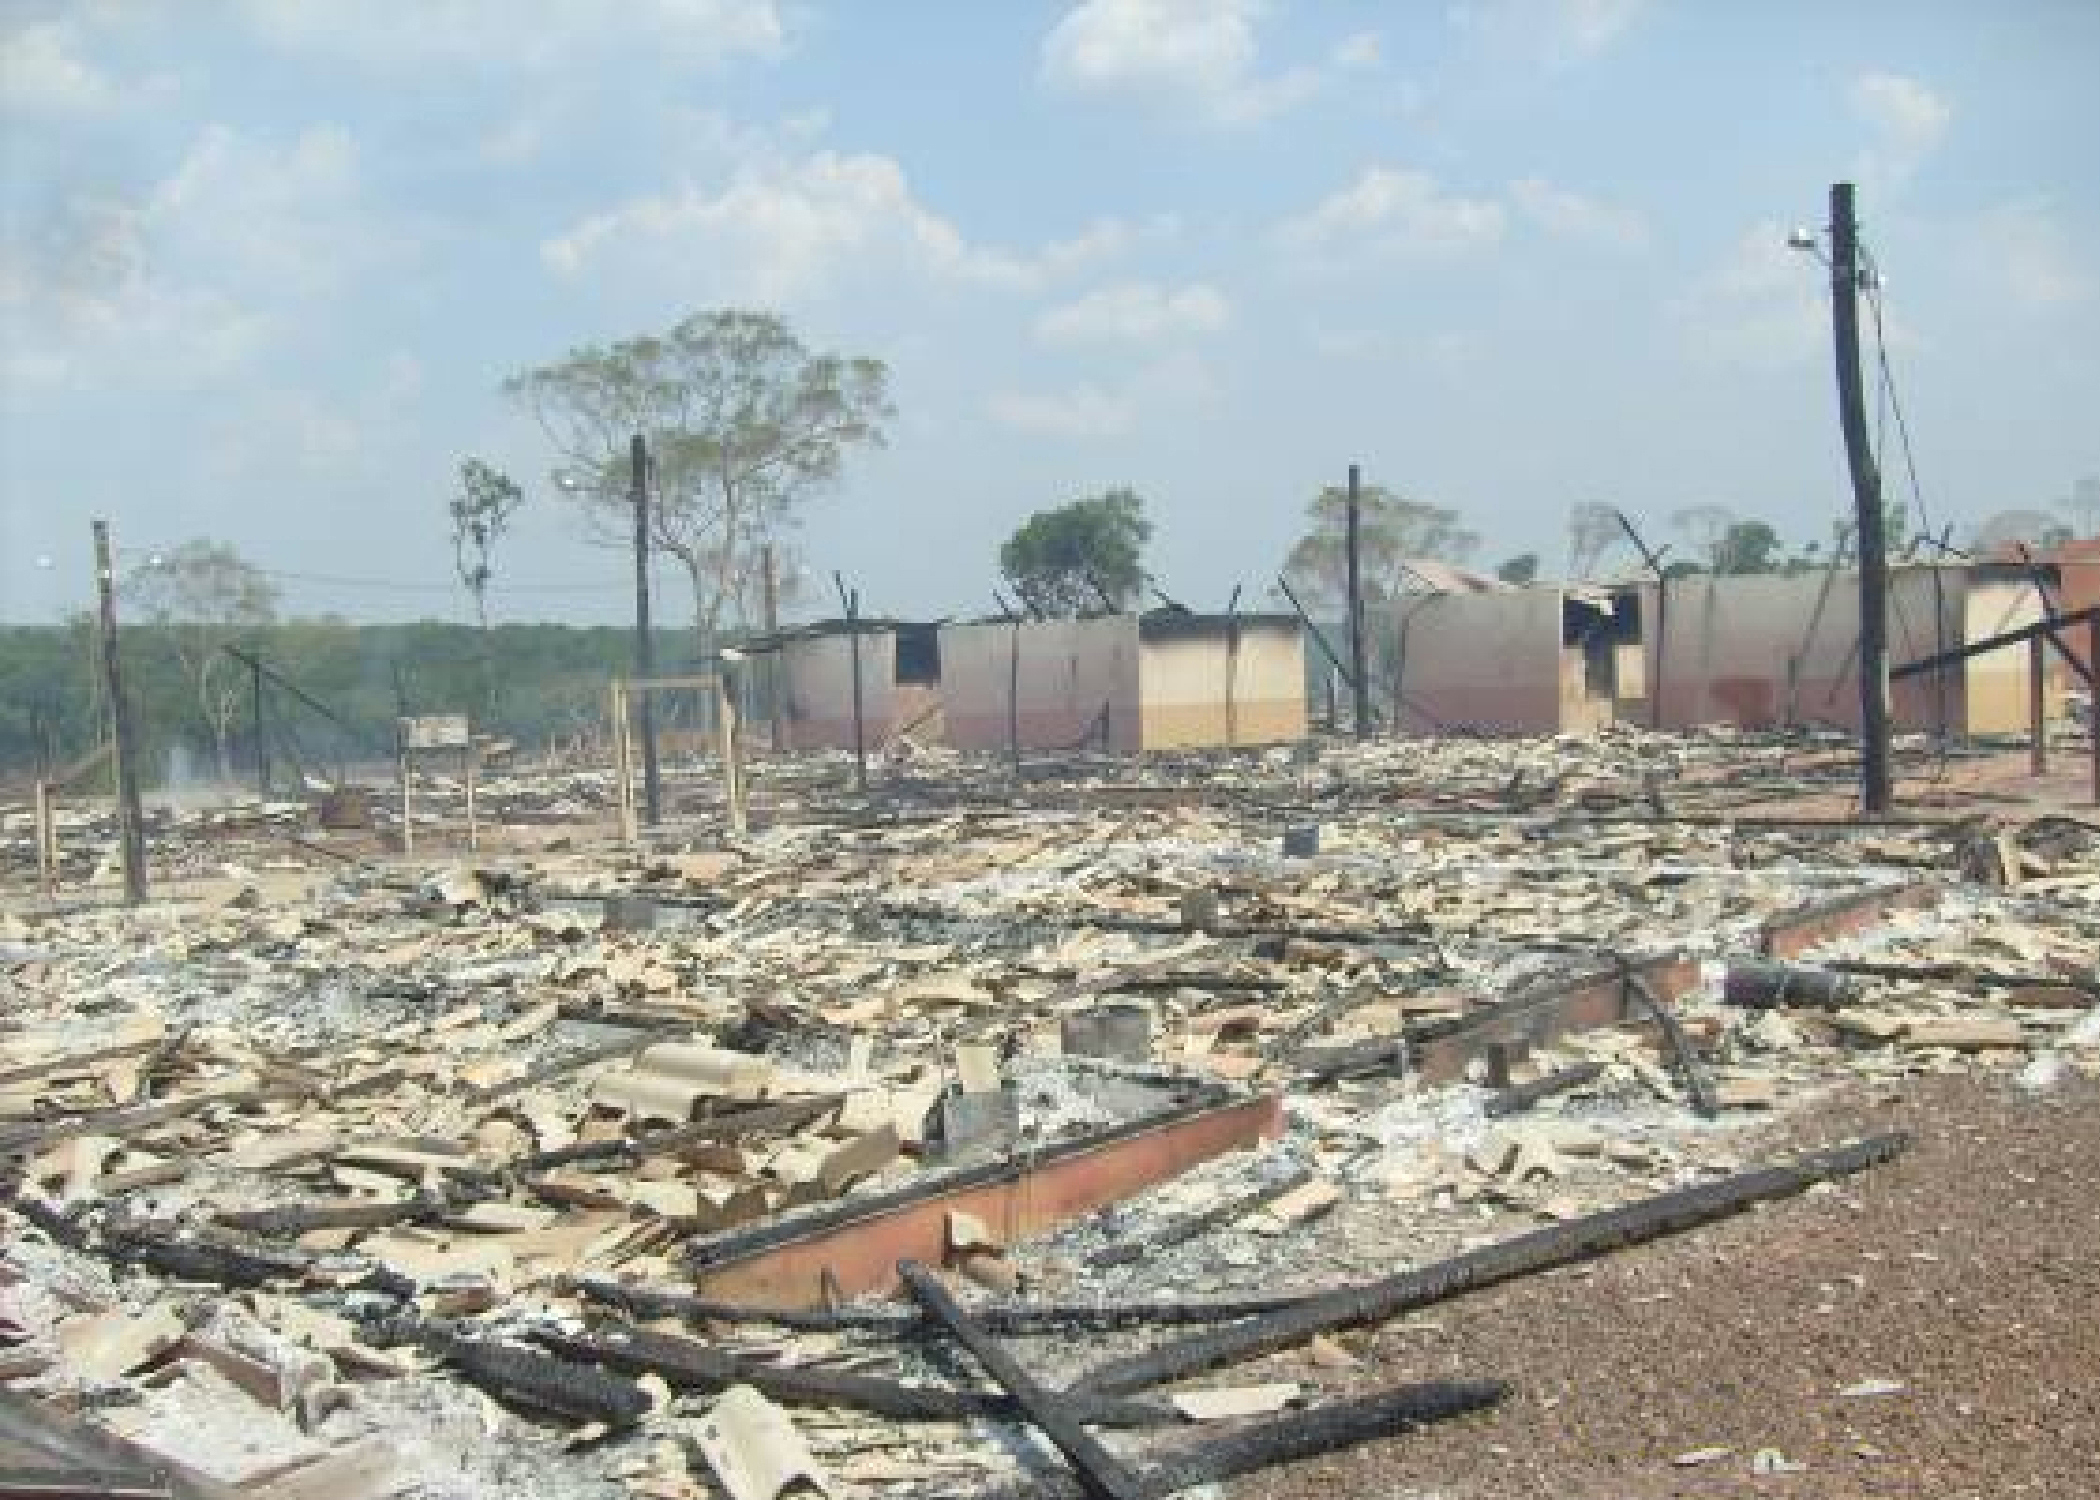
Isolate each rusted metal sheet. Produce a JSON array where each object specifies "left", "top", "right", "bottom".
[
  {"left": 690, "top": 1092, "right": 1284, "bottom": 1308},
  {"left": 1758, "top": 880, "right": 1938, "bottom": 960}
]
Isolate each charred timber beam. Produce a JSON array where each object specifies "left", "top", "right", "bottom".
[
  {"left": 1089, "top": 1169, "right": 1314, "bottom": 1269},
  {"left": 900, "top": 1260, "right": 1148, "bottom": 1500},
  {"left": 534, "top": 1319, "right": 1176, "bottom": 1428},
  {"left": 0, "top": 1467, "right": 172, "bottom": 1499},
  {"left": 1138, "top": 1379, "right": 1509, "bottom": 1496},
  {"left": 516, "top": 1094, "right": 841, "bottom": 1174},
  {"left": 1482, "top": 1062, "right": 1605, "bottom": 1118},
  {"left": 1722, "top": 961, "right": 1859, "bottom": 1009},
  {"left": 368, "top": 1315, "right": 649, "bottom": 1429},
  {"left": 565, "top": 1274, "right": 1313, "bottom": 1335},
  {"left": 1073, "top": 1133, "right": 1909, "bottom": 1396},
  {"left": 1621, "top": 970, "right": 1717, "bottom": 1119},
  {"left": 0, "top": 1392, "right": 245, "bottom": 1500}
]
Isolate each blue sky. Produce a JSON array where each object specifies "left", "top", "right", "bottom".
[{"left": 3, "top": 0, "right": 2096, "bottom": 627}]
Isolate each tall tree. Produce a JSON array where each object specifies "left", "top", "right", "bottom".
[
  {"left": 2061, "top": 475, "right": 2100, "bottom": 536},
  {"left": 1972, "top": 509, "right": 2073, "bottom": 552},
  {"left": 999, "top": 488, "right": 1151, "bottom": 617},
  {"left": 1495, "top": 552, "right": 1540, "bottom": 586},
  {"left": 449, "top": 457, "right": 525, "bottom": 632},
  {"left": 504, "top": 310, "right": 892, "bottom": 653},
  {"left": 1279, "top": 484, "right": 1478, "bottom": 611},
  {"left": 1565, "top": 501, "right": 1628, "bottom": 579},
  {"left": 1710, "top": 519, "right": 1785, "bottom": 575},
  {"left": 1669, "top": 504, "right": 1737, "bottom": 567},
  {"left": 122, "top": 541, "right": 279, "bottom": 782}
]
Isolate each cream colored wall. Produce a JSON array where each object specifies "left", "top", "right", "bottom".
[
  {"left": 1137, "top": 624, "right": 1306, "bottom": 750},
  {"left": 1963, "top": 581, "right": 2055, "bottom": 735}
]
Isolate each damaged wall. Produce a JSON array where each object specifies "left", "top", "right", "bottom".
[
  {"left": 1386, "top": 589, "right": 1567, "bottom": 735},
  {"left": 780, "top": 630, "right": 899, "bottom": 752},
  {"left": 1136, "top": 616, "right": 1307, "bottom": 750},
  {"left": 1643, "top": 568, "right": 1963, "bottom": 734},
  {"left": 939, "top": 617, "right": 1142, "bottom": 755}
]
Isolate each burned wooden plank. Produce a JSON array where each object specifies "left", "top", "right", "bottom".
[
  {"left": 1481, "top": 1061, "right": 1605, "bottom": 1119},
  {"left": 1074, "top": 1133, "right": 1910, "bottom": 1396},
  {"left": 1139, "top": 1379, "right": 1509, "bottom": 1496},
  {"left": 1722, "top": 961, "right": 1860, "bottom": 1009},
  {"left": 534, "top": 1319, "right": 1176, "bottom": 1428},
  {"left": 212, "top": 1190, "right": 463, "bottom": 1238},
  {"left": 899, "top": 1260, "right": 1148, "bottom": 1500},
  {"left": 565, "top": 1273, "right": 1314, "bottom": 1335},
  {"left": 1089, "top": 1169, "right": 1314, "bottom": 1269},
  {"left": 368, "top": 1315, "right": 649, "bottom": 1428},
  {"left": 0, "top": 1392, "right": 244, "bottom": 1500},
  {"left": 1621, "top": 970, "right": 1718, "bottom": 1119},
  {"left": 0, "top": 1467, "right": 174, "bottom": 1499},
  {"left": 516, "top": 1093, "right": 841, "bottom": 1174}
]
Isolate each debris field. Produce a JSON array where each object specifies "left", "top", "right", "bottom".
[{"left": 3, "top": 728, "right": 2097, "bottom": 1499}]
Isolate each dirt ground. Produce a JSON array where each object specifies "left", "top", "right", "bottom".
[{"left": 1226, "top": 1070, "right": 2100, "bottom": 1500}]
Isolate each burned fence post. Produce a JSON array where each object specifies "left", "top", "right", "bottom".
[
  {"left": 834, "top": 571, "right": 868, "bottom": 796},
  {"left": 1346, "top": 463, "right": 1370, "bottom": 740},
  {"left": 91, "top": 519, "right": 148, "bottom": 905},
  {"left": 898, "top": 1260, "right": 1148, "bottom": 1500},
  {"left": 630, "top": 432, "right": 663, "bottom": 827},
  {"left": 2030, "top": 632, "right": 2048, "bottom": 776}
]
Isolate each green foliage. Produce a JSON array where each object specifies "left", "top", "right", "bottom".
[
  {"left": 1711, "top": 519, "right": 1784, "bottom": 575},
  {"left": 999, "top": 488, "right": 1152, "bottom": 617},
  {"left": 450, "top": 457, "right": 525, "bottom": 629},
  {"left": 1280, "top": 484, "right": 1478, "bottom": 610},
  {"left": 1495, "top": 553, "right": 1540, "bottom": 585},
  {"left": 505, "top": 310, "right": 892, "bottom": 646},
  {"left": 0, "top": 621, "right": 712, "bottom": 786}
]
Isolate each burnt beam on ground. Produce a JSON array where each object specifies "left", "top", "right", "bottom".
[{"left": 1071, "top": 1133, "right": 1910, "bottom": 1396}]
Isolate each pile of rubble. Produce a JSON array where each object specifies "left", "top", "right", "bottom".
[{"left": 2, "top": 732, "right": 2096, "bottom": 1497}]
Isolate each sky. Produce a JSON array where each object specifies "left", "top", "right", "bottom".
[{"left": 2, "top": 0, "right": 2097, "bottom": 628}]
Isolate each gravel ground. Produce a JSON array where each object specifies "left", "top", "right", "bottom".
[{"left": 1218, "top": 1070, "right": 2100, "bottom": 1500}]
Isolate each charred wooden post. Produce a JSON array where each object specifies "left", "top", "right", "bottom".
[
  {"left": 372, "top": 1315, "right": 650, "bottom": 1428},
  {"left": 1722, "top": 961, "right": 1858, "bottom": 1010},
  {"left": 1621, "top": 969, "right": 1718, "bottom": 1119},
  {"left": 535, "top": 1319, "right": 1176, "bottom": 1428},
  {"left": 1139, "top": 1379, "right": 1510, "bottom": 1495},
  {"left": 899, "top": 1260, "right": 1148, "bottom": 1500},
  {"left": 1073, "top": 1134, "right": 1909, "bottom": 1396},
  {"left": 1482, "top": 1061, "right": 1605, "bottom": 1119}
]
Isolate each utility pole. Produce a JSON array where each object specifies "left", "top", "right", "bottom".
[
  {"left": 1346, "top": 463, "right": 1370, "bottom": 740},
  {"left": 630, "top": 433, "right": 663, "bottom": 826},
  {"left": 91, "top": 519, "right": 148, "bottom": 905},
  {"left": 1829, "top": 181, "right": 1893, "bottom": 813},
  {"left": 761, "top": 543, "right": 784, "bottom": 753}
]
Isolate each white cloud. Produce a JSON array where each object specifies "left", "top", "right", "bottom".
[
  {"left": 0, "top": 17, "right": 122, "bottom": 115},
  {"left": 543, "top": 150, "right": 1131, "bottom": 302},
  {"left": 1850, "top": 71, "right": 1950, "bottom": 191},
  {"left": 1036, "top": 281, "right": 1231, "bottom": 345},
  {"left": 988, "top": 351, "right": 1218, "bottom": 440},
  {"left": 1974, "top": 201, "right": 2092, "bottom": 312},
  {"left": 1510, "top": 177, "right": 1649, "bottom": 252},
  {"left": 987, "top": 383, "right": 1138, "bottom": 439},
  {"left": 1333, "top": 30, "right": 1382, "bottom": 69},
  {"left": 0, "top": 122, "right": 390, "bottom": 392},
  {"left": 1277, "top": 166, "right": 1505, "bottom": 264},
  {"left": 1041, "top": 0, "right": 1319, "bottom": 125},
  {"left": 235, "top": 0, "right": 787, "bottom": 71},
  {"left": 1671, "top": 219, "right": 1825, "bottom": 367},
  {"left": 1451, "top": 0, "right": 1646, "bottom": 66}
]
